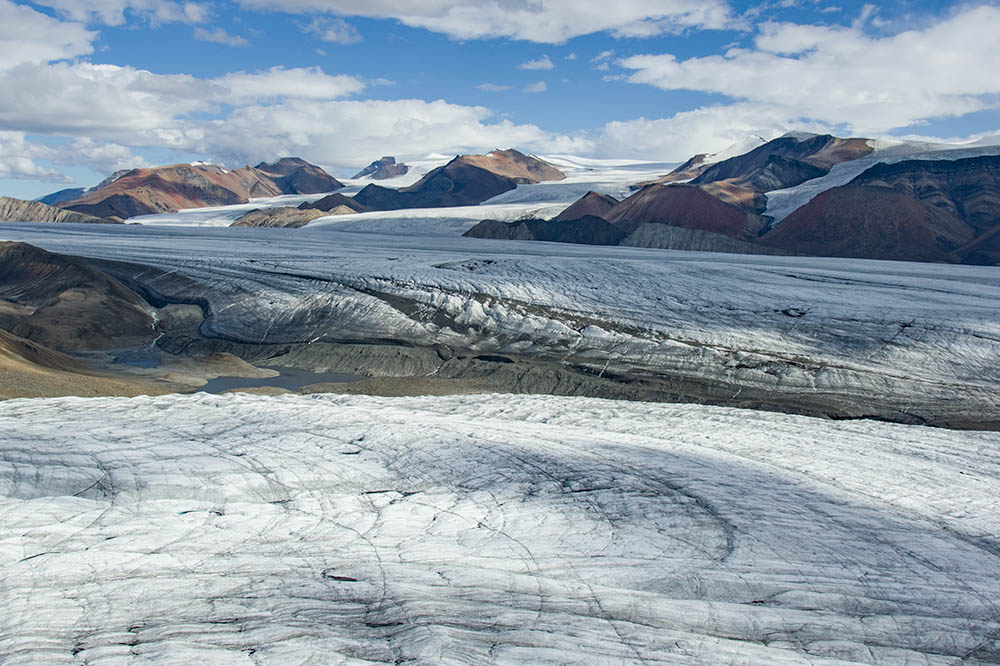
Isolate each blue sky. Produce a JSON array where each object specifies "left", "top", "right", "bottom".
[{"left": 1, "top": 0, "right": 998, "bottom": 199}]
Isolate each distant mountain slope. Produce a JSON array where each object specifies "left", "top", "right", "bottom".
[
  {"left": 353, "top": 149, "right": 565, "bottom": 211},
  {"left": 849, "top": 155, "right": 1000, "bottom": 233},
  {"left": 35, "top": 188, "right": 87, "bottom": 206},
  {"left": 552, "top": 191, "right": 618, "bottom": 222},
  {"left": 544, "top": 133, "right": 874, "bottom": 251},
  {"left": 464, "top": 215, "right": 629, "bottom": 245},
  {"left": 0, "top": 196, "right": 116, "bottom": 225},
  {"left": 60, "top": 158, "right": 343, "bottom": 220},
  {"left": 353, "top": 156, "right": 409, "bottom": 180},
  {"left": 254, "top": 157, "right": 343, "bottom": 195},
  {"left": 764, "top": 155, "right": 1000, "bottom": 263},
  {"left": 605, "top": 184, "right": 766, "bottom": 239},
  {"left": 761, "top": 186, "right": 975, "bottom": 262},
  {"left": 298, "top": 192, "right": 371, "bottom": 214},
  {"left": 688, "top": 134, "right": 874, "bottom": 214},
  {"left": 231, "top": 207, "right": 329, "bottom": 229}
]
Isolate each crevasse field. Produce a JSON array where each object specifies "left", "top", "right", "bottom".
[{"left": 1, "top": 152, "right": 999, "bottom": 664}]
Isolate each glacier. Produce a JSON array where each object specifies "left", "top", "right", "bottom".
[
  {"left": 0, "top": 220, "right": 996, "bottom": 426},
  {"left": 1, "top": 392, "right": 998, "bottom": 665}
]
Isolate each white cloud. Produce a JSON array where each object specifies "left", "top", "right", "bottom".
[
  {"left": 0, "top": 0, "right": 95, "bottom": 69},
  {"left": 0, "top": 61, "right": 366, "bottom": 143},
  {"left": 620, "top": 5, "right": 1000, "bottom": 133},
  {"left": 190, "top": 99, "right": 592, "bottom": 169},
  {"left": 299, "top": 17, "right": 363, "bottom": 44},
  {"left": 217, "top": 66, "right": 365, "bottom": 101},
  {"left": 523, "top": 80, "right": 548, "bottom": 93},
  {"left": 234, "top": 0, "right": 733, "bottom": 43},
  {"left": 518, "top": 55, "right": 554, "bottom": 70},
  {"left": 193, "top": 27, "right": 249, "bottom": 46},
  {"left": 565, "top": 52, "right": 577, "bottom": 60},
  {"left": 593, "top": 103, "right": 798, "bottom": 160},
  {"left": 51, "top": 138, "right": 152, "bottom": 173},
  {"left": 0, "top": 132, "right": 70, "bottom": 181},
  {"left": 32, "top": 0, "right": 209, "bottom": 25},
  {"left": 477, "top": 83, "right": 512, "bottom": 92}
]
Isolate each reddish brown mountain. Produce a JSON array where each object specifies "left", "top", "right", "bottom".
[
  {"left": 682, "top": 134, "right": 874, "bottom": 214},
  {"left": 353, "top": 149, "right": 565, "bottom": 211},
  {"left": 761, "top": 186, "right": 975, "bottom": 262},
  {"left": 553, "top": 191, "right": 618, "bottom": 222},
  {"left": 848, "top": 156, "right": 1000, "bottom": 233},
  {"left": 605, "top": 184, "right": 766, "bottom": 240},
  {"left": 957, "top": 226, "right": 1000, "bottom": 265},
  {"left": 60, "top": 159, "right": 343, "bottom": 220},
  {"left": 764, "top": 155, "right": 1000, "bottom": 263}
]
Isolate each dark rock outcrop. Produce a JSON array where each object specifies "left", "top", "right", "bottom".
[
  {"left": 353, "top": 156, "right": 409, "bottom": 180},
  {"left": 0, "top": 242, "right": 156, "bottom": 351},
  {"left": 298, "top": 193, "right": 371, "bottom": 214},
  {"left": 254, "top": 157, "right": 343, "bottom": 195},
  {"left": 231, "top": 207, "right": 329, "bottom": 229},
  {"left": 463, "top": 215, "right": 629, "bottom": 245}
]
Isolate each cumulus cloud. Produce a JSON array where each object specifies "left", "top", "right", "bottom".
[
  {"left": 593, "top": 103, "right": 800, "bottom": 160},
  {"left": 218, "top": 67, "right": 365, "bottom": 101},
  {"left": 620, "top": 4, "right": 1000, "bottom": 133},
  {"left": 32, "top": 0, "right": 209, "bottom": 25},
  {"left": 51, "top": 138, "right": 152, "bottom": 173},
  {"left": 193, "top": 27, "right": 248, "bottom": 46},
  {"left": 523, "top": 80, "right": 548, "bottom": 93},
  {"left": 0, "top": 0, "right": 95, "bottom": 68},
  {"left": 0, "top": 132, "right": 71, "bottom": 182},
  {"left": 299, "top": 17, "right": 363, "bottom": 44},
  {"left": 518, "top": 55, "right": 554, "bottom": 70},
  {"left": 189, "top": 99, "right": 592, "bottom": 169},
  {"left": 234, "top": 0, "right": 733, "bottom": 43}
]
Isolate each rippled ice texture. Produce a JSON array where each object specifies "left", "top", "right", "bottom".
[{"left": 2, "top": 393, "right": 998, "bottom": 665}]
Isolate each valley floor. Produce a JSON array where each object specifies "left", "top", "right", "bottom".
[{"left": 1, "top": 392, "right": 998, "bottom": 665}]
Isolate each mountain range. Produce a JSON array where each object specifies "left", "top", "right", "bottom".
[
  {"left": 4, "top": 134, "right": 999, "bottom": 264},
  {"left": 467, "top": 134, "right": 1000, "bottom": 264},
  {"left": 55, "top": 157, "right": 342, "bottom": 221}
]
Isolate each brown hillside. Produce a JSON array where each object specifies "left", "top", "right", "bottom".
[
  {"left": 605, "top": 184, "right": 766, "bottom": 240},
  {"left": 0, "top": 242, "right": 156, "bottom": 351},
  {"left": 553, "top": 191, "right": 619, "bottom": 222},
  {"left": 61, "top": 159, "right": 343, "bottom": 219},
  {"left": 762, "top": 185, "right": 976, "bottom": 262}
]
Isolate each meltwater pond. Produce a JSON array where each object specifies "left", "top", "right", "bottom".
[{"left": 197, "top": 366, "right": 364, "bottom": 394}]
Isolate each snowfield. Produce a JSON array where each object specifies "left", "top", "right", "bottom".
[{"left": 1, "top": 392, "right": 998, "bottom": 665}]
